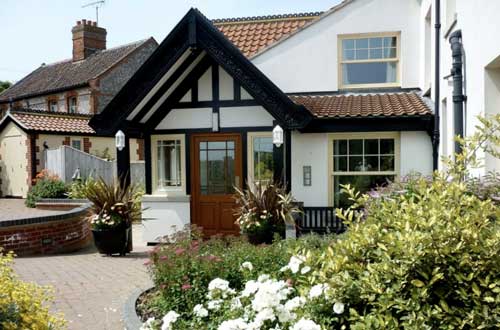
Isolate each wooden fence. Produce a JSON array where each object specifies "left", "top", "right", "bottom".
[{"left": 44, "top": 146, "right": 145, "bottom": 185}]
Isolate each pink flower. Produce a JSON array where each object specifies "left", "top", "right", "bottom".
[
  {"left": 159, "top": 255, "right": 168, "bottom": 261},
  {"left": 206, "top": 255, "right": 222, "bottom": 262},
  {"left": 181, "top": 283, "right": 192, "bottom": 291},
  {"left": 143, "top": 259, "right": 152, "bottom": 266},
  {"left": 175, "top": 248, "right": 186, "bottom": 255},
  {"left": 286, "top": 278, "right": 294, "bottom": 287}
]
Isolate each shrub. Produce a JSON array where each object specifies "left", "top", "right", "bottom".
[
  {"left": 66, "top": 176, "right": 96, "bottom": 200},
  {"left": 26, "top": 170, "right": 67, "bottom": 207},
  {"left": 234, "top": 181, "right": 301, "bottom": 244},
  {"left": 0, "top": 250, "right": 66, "bottom": 329},
  {"left": 83, "top": 178, "right": 143, "bottom": 230}
]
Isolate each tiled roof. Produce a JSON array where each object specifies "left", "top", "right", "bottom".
[
  {"left": 0, "top": 39, "right": 154, "bottom": 102},
  {"left": 213, "top": 12, "right": 322, "bottom": 57},
  {"left": 8, "top": 110, "right": 94, "bottom": 134},
  {"left": 290, "top": 93, "right": 432, "bottom": 118}
]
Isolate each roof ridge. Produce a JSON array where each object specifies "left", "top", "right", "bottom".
[
  {"left": 11, "top": 108, "right": 93, "bottom": 118},
  {"left": 212, "top": 12, "right": 323, "bottom": 24},
  {"left": 40, "top": 38, "right": 149, "bottom": 67}
]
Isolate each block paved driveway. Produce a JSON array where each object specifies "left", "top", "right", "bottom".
[{"left": 13, "top": 224, "right": 153, "bottom": 330}]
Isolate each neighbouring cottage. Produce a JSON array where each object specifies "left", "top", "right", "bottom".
[{"left": 0, "top": 19, "right": 158, "bottom": 197}]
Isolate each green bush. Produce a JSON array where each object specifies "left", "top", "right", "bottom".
[
  {"left": 139, "top": 227, "right": 331, "bottom": 323},
  {"left": 66, "top": 177, "right": 96, "bottom": 199},
  {"left": 25, "top": 170, "right": 67, "bottom": 208}
]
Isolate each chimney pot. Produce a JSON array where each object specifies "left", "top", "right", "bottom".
[{"left": 72, "top": 19, "right": 107, "bottom": 61}]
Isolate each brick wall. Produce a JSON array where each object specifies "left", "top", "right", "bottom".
[
  {"left": 136, "top": 138, "right": 144, "bottom": 161},
  {"left": 0, "top": 210, "right": 91, "bottom": 256},
  {"left": 83, "top": 137, "right": 92, "bottom": 153}
]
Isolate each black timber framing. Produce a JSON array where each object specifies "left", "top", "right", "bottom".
[
  {"left": 185, "top": 133, "right": 192, "bottom": 195},
  {"left": 175, "top": 99, "right": 259, "bottom": 108},
  {"left": 300, "top": 116, "right": 434, "bottom": 134},
  {"left": 285, "top": 129, "right": 291, "bottom": 191},
  {"left": 134, "top": 49, "right": 203, "bottom": 123},
  {"left": 144, "top": 134, "right": 152, "bottom": 194},
  {"left": 212, "top": 63, "right": 220, "bottom": 131},
  {"left": 116, "top": 137, "right": 131, "bottom": 187},
  {"left": 144, "top": 56, "right": 213, "bottom": 130},
  {"left": 89, "top": 8, "right": 312, "bottom": 135}
]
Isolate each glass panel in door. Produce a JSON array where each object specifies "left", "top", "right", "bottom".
[{"left": 199, "top": 140, "right": 236, "bottom": 195}]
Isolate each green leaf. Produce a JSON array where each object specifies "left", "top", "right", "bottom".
[{"left": 411, "top": 279, "right": 425, "bottom": 288}]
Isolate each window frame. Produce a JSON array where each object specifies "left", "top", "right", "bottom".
[
  {"left": 67, "top": 96, "right": 78, "bottom": 114},
  {"left": 247, "top": 132, "right": 274, "bottom": 185},
  {"left": 338, "top": 32, "right": 401, "bottom": 89},
  {"left": 71, "top": 140, "right": 81, "bottom": 151},
  {"left": 151, "top": 134, "right": 186, "bottom": 196},
  {"left": 47, "top": 97, "right": 59, "bottom": 112},
  {"left": 327, "top": 132, "right": 400, "bottom": 207}
]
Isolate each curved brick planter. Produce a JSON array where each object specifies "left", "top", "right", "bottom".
[
  {"left": 123, "top": 286, "right": 153, "bottom": 330},
  {"left": 0, "top": 203, "right": 92, "bottom": 256}
]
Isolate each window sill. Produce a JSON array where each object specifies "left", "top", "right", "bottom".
[{"left": 142, "top": 194, "right": 190, "bottom": 203}]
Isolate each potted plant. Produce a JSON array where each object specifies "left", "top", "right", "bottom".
[
  {"left": 83, "top": 178, "right": 142, "bottom": 256},
  {"left": 234, "top": 181, "right": 301, "bottom": 244}
]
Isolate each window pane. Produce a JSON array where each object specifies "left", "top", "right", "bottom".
[
  {"left": 343, "top": 62, "right": 397, "bottom": 85},
  {"left": 384, "top": 47, "right": 397, "bottom": 58},
  {"left": 334, "top": 140, "right": 347, "bottom": 155},
  {"left": 384, "top": 37, "right": 397, "bottom": 47},
  {"left": 349, "top": 140, "right": 363, "bottom": 155},
  {"left": 334, "top": 175, "right": 395, "bottom": 208},
  {"left": 355, "top": 49, "right": 369, "bottom": 60},
  {"left": 200, "top": 140, "right": 236, "bottom": 195},
  {"left": 253, "top": 137, "right": 273, "bottom": 182},
  {"left": 349, "top": 156, "right": 363, "bottom": 171},
  {"left": 364, "top": 156, "right": 379, "bottom": 171},
  {"left": 364, "top": 139, "right": 379, "bottom": 154},
  {"left": 72, "top": 140, "right": 81, "bottom": 150},
  {"left": 158, "top": 140, "right": 182, "bottom": 188},
  {"left": 380, "top": 139, "right": 395, "bottom": 154},
  {"left": 369, "top": 48, "right": 383, "bottom": 59},
  {"left": 369, "top": 37, "right": 383, "bottom": 48},
  {"left": 334, "top": 156, "right": 347, "bottom": 172},
  {"left": 343, "top": 39, "right": 355, "bottom": 50},
  {"left": 380, "top": 156, "right": 395, "bottom": 171},
  {"left": 355, "top": 38, "right": 368, "bottom": 49},
  {"left": 343, "top": 49, "right": 355, "bottom": 60}
]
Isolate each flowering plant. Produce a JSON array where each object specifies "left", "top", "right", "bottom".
[
  {"left": 234, "top": 181, "right": 301, "bottom": 244},
  {"left": 83, "top": 178, "right": 143, "bottom": 230}
]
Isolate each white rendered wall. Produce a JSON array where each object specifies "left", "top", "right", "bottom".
[
  {"left": 400, "top": 131, "right": 433, "bottom": 176},
  {"left": 252, "top": 0, "right": 422, "bottom": 93},
  {"left": 436, "top": 0, "right": 500, "bottom": 175},
  {"left": 220, "top": 106, "right": 274, "bottom": 128},
  {"left": 141, "top": 196, "right": 191, "bottom": 242},
  {"left": 291, "top": 132, "right": 329, "bottom": 206},
  {"left": 156, "top": 108, "right": 212, "bottom": 129}
]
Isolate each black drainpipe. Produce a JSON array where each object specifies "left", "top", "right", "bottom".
[
  {"left": 449, "top": 29, "right": 465, "bottom": 154},
  {"left": 432, "top": 0, "right": 441, "bottom": 171}
]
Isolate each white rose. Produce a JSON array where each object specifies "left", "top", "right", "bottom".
[
  {"left": 193, "top": 304, "right": 208, "bottom": 318},
  {"left": 161, "top": 311, "right": 179, "bottom": 330},
  {"left": 240, "top": 261, "right": 254, "bottom": 271},
  {"left": 290, "top": 318, "right": 321, "bottom": 330},
  {"left": 333, "top": 301, "right": 345, "bottom": 314},
  {"left": 308, "top": 284, "right": 328, "bottom": 299},
  {"left": 300, "top": 266, "right": 311, "bottom": 274}
]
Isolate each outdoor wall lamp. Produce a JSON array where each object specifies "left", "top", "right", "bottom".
[
  {"left": 273, "top": 125, "right": 283, "bottom": 148},
  {"left": 115, "top": 130, "right": 126, "bottom": 151}
]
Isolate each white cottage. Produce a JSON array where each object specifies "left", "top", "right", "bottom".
[{"left": 88, "top": 1, "right": 470, "bottom": 241}]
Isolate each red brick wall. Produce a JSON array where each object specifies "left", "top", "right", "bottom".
[
  {"left": 83, "top": 137, "right": 92, "bottom": 153},
  {"left": 136, "top": 138, "right": 145, "bottom": 161},
  {"left": 0, "top": 214, "right": 91, "bottom": 256}
]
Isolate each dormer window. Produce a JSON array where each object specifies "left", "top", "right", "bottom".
[
  {"left": 48, "top": 99, "right": 58, "bottom": 112},
  {"left": 339, "top": 33, "right": 400, "bottom": 89},
  {"left": 68, "top": 96, "right": 77, "bottom": 113}
]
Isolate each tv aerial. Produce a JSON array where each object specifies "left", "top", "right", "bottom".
[{"left": 82, "top": 0, "right": 105, "bottom": 25}]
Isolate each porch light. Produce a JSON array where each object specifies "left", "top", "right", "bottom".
[
  {"left": 115, "top": 130, "right": 126, "bottom": 151},
  {"left": 273, "top": 125, "right": 284, "bottom": 148}
]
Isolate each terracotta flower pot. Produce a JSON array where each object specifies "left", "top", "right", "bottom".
[{"left": 92, "top": 224, "right": 131, "bottom": 256}]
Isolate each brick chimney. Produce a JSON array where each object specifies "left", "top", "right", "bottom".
[{"left": 72, "top": 19, "right": 107, "bottom": 62}]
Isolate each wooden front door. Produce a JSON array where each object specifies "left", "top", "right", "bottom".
[{"left": 191, "top": 133, "right": 242, "bottom": 236}]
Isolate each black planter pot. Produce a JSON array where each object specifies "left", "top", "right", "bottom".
[
  {"left": 245, "top": 222, "right": 285, "bottom": 245},
  {"left": 92, "top": 224, "right": 132, "bottom": 256}
]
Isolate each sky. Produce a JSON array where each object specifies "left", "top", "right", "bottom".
[{"left": 0, "top": 0, "right": 340, "bottom": 82}]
